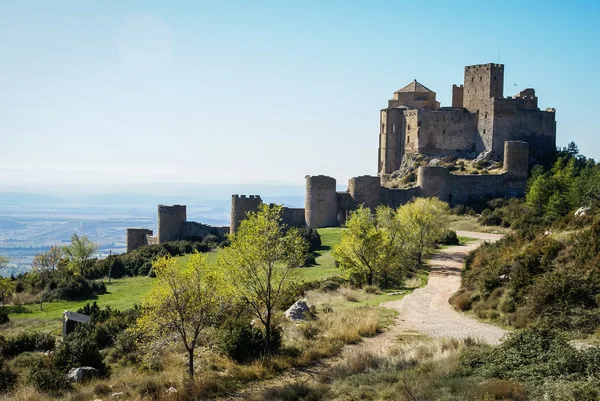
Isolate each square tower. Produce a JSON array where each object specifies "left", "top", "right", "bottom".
[{"left": 463, "top": 63, "right": 504, "bottom": 113}]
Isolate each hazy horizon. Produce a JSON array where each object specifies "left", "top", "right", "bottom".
[{"left": 1, "top": 1, "right": 599, "bottom": 190}]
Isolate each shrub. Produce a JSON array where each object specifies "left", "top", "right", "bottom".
[
  {"left": 364, "top": 285, "right": 380, "bottom": 294},
  {"left": 438, "top": 229, "right": 460, "bottom": 245},
  {"left": 0, "top": 359, "right": 17, "bottom": 393},
  {"left": 111, "top": 329, "right": 140, "bottom": 364},
  {"left": 319, "top": 280, "right": 340, "bottom": 292},
  {"left": 452, "top": 291, "right": 473, "bottom": 311},
  {"left": 94, "top": 382, "right": 112, "bottom": 396},
  {"left": 260, "top": 382, "right": 329, "bottom": 401},
  {"left": 476, "top": 380, "right": 527, "bottom": 401},
  {"left": 0, "top": 332, "right": 55, "bottom": 359},
  {"left": 53, "top": 334, "right": 110, "bottom": 377},
  {"left": 28, "top": 358, "right": 72, "bottom": 394},
  {"left": 219, "top": 323, "right": 268, "bottom": 363}
]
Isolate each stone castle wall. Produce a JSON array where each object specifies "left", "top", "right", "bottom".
[
  {"left": 305, "top": 175, "right": 337, "bottom": 228},
  {"left": 182, "top": 222, "right": 228, "bottom": 241},
  {"left": 412, "top": 109, "right": 478, "bottom": 156},
  {"left": 126, "top": 228, "right": 153, "bottom": 252}
]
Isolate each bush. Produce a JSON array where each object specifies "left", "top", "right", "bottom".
[
  {"left": 219, "top": 323, "right": 268, "bottom": 363},
  {"left": 53, "top": 334, "right": 110, "bottom": 377},
  {"left": 0, "top": 359, "right": 17, "bottom": 393},
  {"left": 452, "top": 291, "right": 473, "bottom": 311},
  {"left": 43, "top": 275, "right": 102, "bottom": 301},
  {"left": 364, "top": 285, "right": 380, "bottom": 294},
  {"left": 438, "top": 229, "right": 460, "bottom": 245},
  {"left": 28, "top": 358, "right": 72, "bottom": 394},
  {"left": 319, "top": 280, "right": 340, "bottom": 292},
  {"left": 0, "top": 332, "right": 55, "bottom": 359}
]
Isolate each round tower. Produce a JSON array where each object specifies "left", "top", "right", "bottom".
[
  {"left": 417, "top": 166, "right": 450, "bottom": 200},
  {"left": 305, "top": 175, "right": 337, "bottom": 228},
  {"left": 230, "top": 195, "right": 262, "bottom": 234},
  {"left": 158, "top": 205, "right": 186, "bottom": 243},
  {"left": 348, "top": 175, "right": 381, "bottom": 209},
  {"left": 503, "top": 141, "right": 529, "bottom": 179}
]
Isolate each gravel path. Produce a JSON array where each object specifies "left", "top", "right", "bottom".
[
  {"left": 377, "top": 230, "right": 506, "bottom": 346},
  {"left": 219, "top": 231, "right": 505, "bottom": 399}
]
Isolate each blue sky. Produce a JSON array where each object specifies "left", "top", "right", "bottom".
[{"left": 0, "top": 0, "right": 598, "bottom": 190}]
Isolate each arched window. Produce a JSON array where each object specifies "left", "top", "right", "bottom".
[{"left": 392, "top": 123, "right": 396, "bottom": 133}]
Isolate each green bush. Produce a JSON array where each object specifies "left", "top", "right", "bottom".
[
  {"left": 0, "top": 358, "right": 17, "bottom": 393},
  {"left": 28, "top": 358, "right": 72, "bottom": 394},
  {"left": 438, "top": 229, "right": 460, "bottom": 245},
  {"left": 219, "top": 323, "right": 268, "bottom": 363},
  {"left": 319, "top": 280, "right": 341, "bottom": 292},
  {"left": 0, "top": 332, "right": 55, "bottom": 359},
  {"left": 53, "top": 334, "right": 110, "bottom": 377}
]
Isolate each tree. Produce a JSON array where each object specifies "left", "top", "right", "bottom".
[
  {"left": 526, "top": 172, "right": 555, "bottom": 216},
  {"left": 217, "top": 204, "right": 307, "bottom": 354},
  {"left": 400, "top": 198, "right": 450, "bottom": 267},
  {"left": 0, "top": 278, "right": 15, "bottom": 306},
  {"left": 0, "top": 256, "right": 8, "bottom": 272},
  {"left": 31, "top": 245, "right": 64, "bottom": 277},
  {"left": 138, "top": 253, "right": 232, "bottom": 378},
  {"left": 63, "top": 234, "right": 97, "bottom": 276}
]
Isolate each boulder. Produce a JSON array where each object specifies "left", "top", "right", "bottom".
[
  {"left": 429, "top": 158, "right": 441, "bottom": 166},
  {"left": 575, "top": 206, "right": 591, "bottom": 217},
  {"left": 166, "top": 386, "right": 178, "bottom": 394},
  {"left": 284, "top": 300, "right": 315, "bottom": 321},
  {"left": 67, "top": 366, "right": 99, "bottom": 382}
]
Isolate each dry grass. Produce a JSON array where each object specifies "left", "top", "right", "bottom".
[{"left": 447, "top": 214, "right": 512, "bottom": 234}]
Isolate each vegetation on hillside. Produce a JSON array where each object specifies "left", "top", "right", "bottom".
[
  {"left": 452, "top": 143, "right": 600, "bottom": 335},
  {"left": 333, "top": 198, "right": 450, "bottom": 288}
]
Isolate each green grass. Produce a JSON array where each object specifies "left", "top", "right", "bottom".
[
  {"left": 7, "top": 276, "right": 154, "bottom": 321},
  {"left": 297, "top": 228, "right": 343, "bottom": 282}
]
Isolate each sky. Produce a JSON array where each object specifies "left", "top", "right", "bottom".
[{"left": 0, "top": 0, "right": 598, "bottom": 191}]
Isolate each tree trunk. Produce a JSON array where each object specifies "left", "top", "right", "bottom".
[
  {"left": 265, "top": 312, "right": 272, "bottom": 355},
  {"left": 368, "top": 270, "right": 373, "bottom": 286},
  {"left": 187, "top": 348, "right": 194, "bottom": 378}
]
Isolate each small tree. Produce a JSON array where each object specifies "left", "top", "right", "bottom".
[
  {"left": 31, "top": 245, "right": 64, "bottom": 278},
  {"left": 399, "top": 198, "right": 449, "bottom": 267},
  {"left": 218, "top": 204, "right": 307, "bottom": 354},
  {"left": 63, "top": 234, "right": 97, "bottom": 276},
  {"left": 0, "top": 256, "right": 12, "bottom": 306},
  {"left": 333, "top": 205, "right": 412, "bottom": 288},
  {"left": 0, "top": 256, "right": 8, "bottom": 272},
  {"left": 138, "top": 253, "right": 232, "bottom": 378}
]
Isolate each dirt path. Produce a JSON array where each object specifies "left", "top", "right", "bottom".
[{"left": 219, "top": 231, "right": 504, "bottom": 399}]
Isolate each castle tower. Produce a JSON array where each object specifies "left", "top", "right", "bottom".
[
  {"left": 503, "top": 141, "right": 529, "bottom": 179},
  {"left": 417, "top": 166, "right": 450, "bottom": 201},
  {"left": 463, "top": 63, "right": 504, "bottom": 113},
  {"left": 126, "top": 228, "right": 153, "bottom": 252},
  {"left": 158, "top": 205, "right": 186, "bottom": 243},
  {"left": 230, "top": 195, "right": 262, "bottom": 234},
  {"left": 305, "top": 175, "right": 337, "bottom": 228},
  {"left": 348, "top": 176, "right": 381, "bottom": 209}
]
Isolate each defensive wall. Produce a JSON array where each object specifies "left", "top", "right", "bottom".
[
  {"left": 126, "top": 205, "right": 229, "bottom": 252},
  {"left": 226, "top": 140, "right": 529, "bottom": 231}
]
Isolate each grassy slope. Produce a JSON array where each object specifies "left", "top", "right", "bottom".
[
  {"left": 6, "top": 276, "right": 154, "bottom": 333},
  {"left": 6, "top": 228, "right": 344, "bottom": 329}
]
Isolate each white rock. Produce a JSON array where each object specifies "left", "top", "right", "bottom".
[
  {"left": 67, "top": 366, "right": 98, "bottom": 382},
  {"left": 575, "top": 206, "right": 591, "bottom": 217},
  {"left": 284, "top": 300, "right": 314, "bottom": 321},
  {"left": 110, "top": 392, "right": 124, "bottom": 399}
]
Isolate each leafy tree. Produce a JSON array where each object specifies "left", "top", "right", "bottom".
[
  {"left": 31, "top": 245, "right": 64, "bottom": 278},
  {"left": 526, "top": 172, "right": 554, "bottom": 216},
  {"left": 333, "top": 205, "right": 412, "bottom": 287},
  {"left": 63, "top": 234, "right": 97, "bottom": 276},
  {"left": 0, "top": 256, "right": 7, "bottom": 273},
  {"left": 218, "top": 204, "right": 307, "bottom": 354},
  {"left": 400, "top": 198, "right": 450, "bottom": 267},
  {"left": 138, "top": 253, "right": 232, "bottom": 378},
  {"left": 0, "top": 278, "right": 15, "bottom": 307}
]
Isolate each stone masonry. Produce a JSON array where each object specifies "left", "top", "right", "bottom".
[{"left": 378, "top": 63, "right": 556, "bottom": 176}]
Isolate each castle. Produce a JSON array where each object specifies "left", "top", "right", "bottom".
[
  {"left": 126, "top": 62, "right": 555, "bottom": 252},
  {"left": 379, "top": 63, "right": 556, "bottom": 176}
]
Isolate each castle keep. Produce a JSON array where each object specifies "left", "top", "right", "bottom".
[
  {"left": 378, "top": 63, "right": 556, "bottom": 176},
  {"left": 126, "top": 62, "right": 553, "bottom": 251}
]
